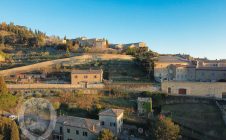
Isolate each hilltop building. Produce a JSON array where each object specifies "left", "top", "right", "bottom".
[
  {"left": 110, "top": 42, "right": 147, "bottom": 50},
  {"left": 154, "top": 55, "right": 191, "bottom": 82},
  {"left": 71, "top": 69, "right": 103, "bottom": 86},
  {"left": 73, "top": 37, "right": 107, "bottom": 48},
  {"left": 154, "top": 55, "right": 226, "bottom": 82},
  {"left": 53, "top": 109, "right": 124, "bottom": 140}
]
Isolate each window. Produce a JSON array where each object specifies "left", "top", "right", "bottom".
[
  {"left": 76, "top": 130, "right": 79, "bottom": 135},
  {"left": 60, "top": 127, "right": 63, "bottom": 134},
  {"left": 67, "top": 128, "right": 70, "bottom": 133},
  {"left": 110, "top": 122, "right": 116, "bottom": 127},
  {"left": 83, "top": 131, "right": 88, "bottom": 136},
  {"left": 168, "top": 87, "right": 171, "bottom": 94},
  {"left": 94, "top": 75, "right": 97, "bottom": 78},
  {"left": 84, "top": 75, "right": 88, "bottom": 79},
  {"left": 101, "top": 121, "right": 105, "bottom": 126},
  {"left": 74, "top": 75, "right": 78, "bottom": 78},
  {"left": 222, "top": 92, "right": 226, "bottom": 99}
]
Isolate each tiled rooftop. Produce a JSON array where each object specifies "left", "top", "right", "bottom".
[
  {"left": 71, "top": 69, "right": 103, "bottom": 74},
  {"left": 57, "top": 116, "right": 101, "bottom": 134},
  {"left": 99, "top": 109, "right": 124, "bottom": 117}
]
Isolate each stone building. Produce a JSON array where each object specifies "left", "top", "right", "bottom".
[
  {"left": 161, "top": 80, "right": 226, "bottom": 98},
  {"left": 73, "top": 37, "right": 107, "bottom": 48},
  {"left": 196, "top": 59, "right": 226, "bottom": 67},
  {"left": 154, "top": 55, "right": 192, "bottom": 82},
  {"left": 154, "top": 56, "right": 226, "bottom": 82},
  {"left": 99, "top": 109, "right": 124, "bottom": 135},
  {"left": 53, "top": 109, "right": 124, "bottom": 140},
  {"left": 71, "top": 69, "right": 103, "bottom": 86},
  {"left": 137, "top": 97, "right": 152, "bottom": 117}
]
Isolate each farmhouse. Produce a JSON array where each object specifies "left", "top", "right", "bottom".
[
  {"left": 161, "top": 80, "right": 226, "bottom": 99},
  {"left": 53, "top": 109, "right": 124, "bottom": 140},
  {"left": 71, "top": 69, "right": 103, "bottom": 85}
]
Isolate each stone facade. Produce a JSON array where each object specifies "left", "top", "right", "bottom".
[
  {"left": 99, "top": 109, "right": 124, "bottom": 135},
  {"left": 53, "top": 116, "right": 101, "bottom": 140},
  {"left": 161, "top": 81, "right": 226, "bottom": 98},
  {"left": 154, "top": 56, "right": 226, "bottom": 82},
  {"left": 154, "top": 55, "right": 191, "bottom": 82},
  {"left": 71, "top": 69, "right": 103, "bottom": 85},
  {"left": 74, "top": 37, "right": 107, "bottom": 48}
]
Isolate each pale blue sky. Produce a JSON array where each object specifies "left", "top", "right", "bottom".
[{"left": 0, "top": 0, "right": 226, "bottom": 59}]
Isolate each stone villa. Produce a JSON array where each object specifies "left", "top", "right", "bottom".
[
  {"left": 53, "top": 109, "right": 124, "bottom": 140},
  {"left": 71, "top": 69, "right": 103, "bottom": 86}
]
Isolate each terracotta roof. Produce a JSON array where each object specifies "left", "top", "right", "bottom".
[
  {"left": 57, "top": 116, "right": 101, "bottom": 134},
  {"left": 71, "top": 69, "right": 103, "bottom": 74},
  {"left": 99, "top": 109, "right": 124, "bottom": 117}
]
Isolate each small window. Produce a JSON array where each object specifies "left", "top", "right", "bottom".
[
  {"left": 110, "top": 122, "right": 116, "bottom": 127},
  {"left": 76, "top": 130, "right": 79, "bottom": 135},
  {"left": 83, "top": 131, "right": 88, "bottom": 136},
  {"left": 101, "top": 121, "right": 105, "bottom": 126},
  {"left": 84, "top": 75, "right": 88, "bottom": 79},
  {"left": 94, "top": 75, "right": 97, "bottom": 78},
  {"left": 74, "top": 75, "right": 78, "bottom": 78},
  {"left": 67, "top": 128, "right": 70, "bottom": 133},
  {"left": 60, "top": 127, "right": 63, "bottom": 134},
  {"left": 222, "top": 92, "right": 226, "bottom": 99},
  {"left": 168, "top": 87, "right": 171, "bottom": 94}
]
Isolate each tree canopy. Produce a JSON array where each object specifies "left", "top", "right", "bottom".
[
  {"left": 0, "top": 76, "right": 8, "bottom": 94},
  {"left": 98, "top": 129, "right": 117, "bottom": 140},
  {"left": 151, "top": 116, "right": 180, "bottom": 140},
  {"left": 0, "top": 117, "right": 19, "bottom": 140}
]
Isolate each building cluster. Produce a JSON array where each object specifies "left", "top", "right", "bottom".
[
  {"left": 154, "top": 55, "right": 226, "bottom": 82},
  {"left": 72, "top": 37, "right": 108, "bottom": 48},
  {"left": 53, "top": 108, "right": 124, "bottom": 140},
  {"left": 155, "top": 55, "right": 226, "bottom": 98},
  {"left": 110, "top": 42, "right": 147, "bottom": 50}
]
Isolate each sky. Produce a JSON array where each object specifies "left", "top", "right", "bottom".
[{"left": 0, "top": 0, "right": 226, "bottom": 59}]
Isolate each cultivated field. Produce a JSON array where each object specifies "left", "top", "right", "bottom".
[{"left": 162, "top": 103, "right": 226, "bottom": 139}]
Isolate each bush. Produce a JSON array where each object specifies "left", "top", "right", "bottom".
[
  {"left": 151, "top": 117, "right": 180, "bottom": 140},
  {"left": 0, "top": 117, "right": 19, "bottom": 140},
  {"left": 0, "top": 94, "right": 17, "bottom": 111}
]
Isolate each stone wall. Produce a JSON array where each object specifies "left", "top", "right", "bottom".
[
  {"left": 107, "top": 83, "right": 160, "bottom": 92},
  {"left": 162, "top": 81, "right": 226, "bottom": 98},
  {"left": 7, "top": 83, "right": 105, "bottom": 90}
]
